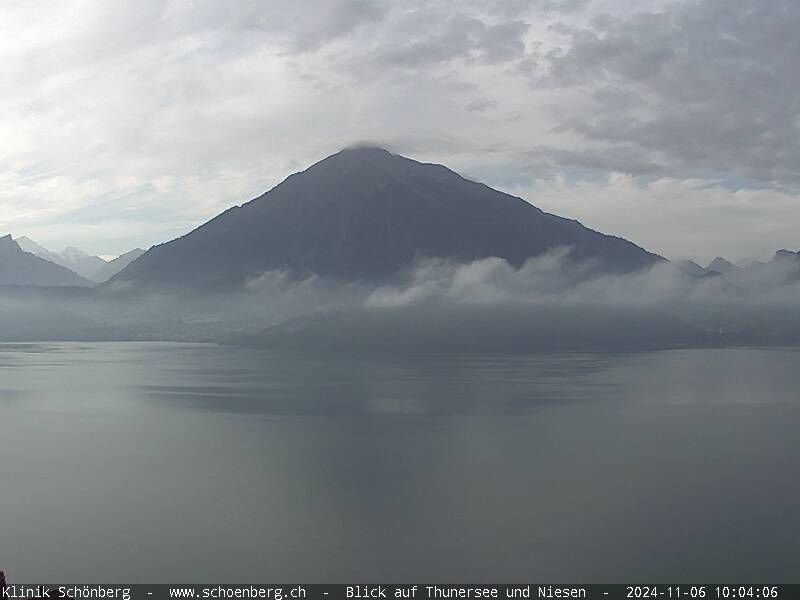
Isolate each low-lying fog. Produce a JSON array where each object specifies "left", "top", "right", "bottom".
[{"left": 2, "top": 248, "right": 800, "bottom": 351}]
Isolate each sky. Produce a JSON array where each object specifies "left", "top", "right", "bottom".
[{"left": 1, "top": 0, "right": 798, "bottom": 264}]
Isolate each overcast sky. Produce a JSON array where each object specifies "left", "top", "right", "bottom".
[{"left": 2, "top": 0, "right": 798, "bottom": 263}]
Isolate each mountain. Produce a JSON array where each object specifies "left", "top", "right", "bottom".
[
  {"left": 0, "top": 235, "right": 92, "bottom": 287},
  {"left": 93, "top": 248, "right": 145, "bottom": 282},
  {"left": 676, "top": 259, "right": 724, "bottom": 278},
  {"left": 676, "top": 259, "right": 708, "bottom": 277},
  {"left": 15, "top": 237, "right": 143, "bottom": 282},
  {"left": 676, "top": 252, "right": 800, "bottom": 281},
  {"left": 707, "top": 257, "right": 741, "bottom": 275},
  {"left": 762, "top": 249, "right": 800, "bottom": 280},
  {"left": 17, "top": 237, "right": 107, "bottom": 281},
  {"left": 772, "top": 249, "right": 800, "bottom": 263},
  {"left": 16, "top": 236, "right": 65, "bottom": 266},
  {"left": 61, "top": 247, "right": 108, "bottom": 280},
  {"left": 111, "top": 147, "right": 663, "bottom": 290}
]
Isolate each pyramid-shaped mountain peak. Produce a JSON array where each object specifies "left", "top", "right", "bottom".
[{"left": 111, "top": 148, "right": 663, "bottom": 289}]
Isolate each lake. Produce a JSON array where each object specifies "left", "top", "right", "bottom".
[{"left": 1, "top": 343, "right": 799, "bottom": 582}]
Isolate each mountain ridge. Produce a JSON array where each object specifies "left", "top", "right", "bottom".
[
  {"left": 707, "top": 256, "right": 741, "bottom": 274},
  {"left": 0, "top": 235, "right": 92, "bottom": 287},
  {"left": 111, "top": 147, "right": 663, "bottom": 290},
  {"left": 17, "top": 236, "right": 144, "bottom": 282}
]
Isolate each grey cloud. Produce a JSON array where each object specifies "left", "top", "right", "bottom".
[
  {"left": 7, "top": 0, "right": 800, "bottom": 262},
  {"left": 437, "top": 70, "right": 480, "bottom": 92},
  {"left": 590, "top": 85, "right": 642, "bottom": 110},
  {"left": 370, "top": 13, "right": 529, "bottom": 69},
  {"left": 488, "top": 0, "right": 591, "bottom": 18},
  {"left": 524, "top": 145, "right": 663, "bottom": 177},
  {"left": 465, "top": 97, "right": 498, "bottom": 112},
  {"left": 532, "top": 0, "right": 800, "bottom": 185},
  {"left": 264, "top": 0, "right": 391, "bottom": 52},
  {"left": 170, "top": 0, "right": 392, "bottom": 53}
]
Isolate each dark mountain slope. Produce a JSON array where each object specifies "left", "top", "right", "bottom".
[{"left": 112, "top": 147, "right": 662, "bottom": 289}]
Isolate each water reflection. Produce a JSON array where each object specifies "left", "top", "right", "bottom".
[{"left": 1, "top": 343, "right": 798, "bottom": 582}]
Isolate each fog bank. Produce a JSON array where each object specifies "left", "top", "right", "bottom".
[{"left": 3, "top": 248, "right": 800, "bottom": 351}]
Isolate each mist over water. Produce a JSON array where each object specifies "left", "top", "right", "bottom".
[
  {"left": 2, "top": 342, "right": 799, "bottom": 582},
  {"left": 4, "top": 249, "right": 800, "bottom": 350}
]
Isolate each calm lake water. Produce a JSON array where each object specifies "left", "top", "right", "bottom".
[{"left": 1, "top": 343, "right": 799, "bottom": 582}]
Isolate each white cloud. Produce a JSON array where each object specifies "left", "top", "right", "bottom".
[{"left": 366, "top": 251, "right": 800, "bottom": 311}]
